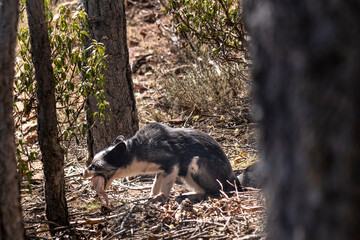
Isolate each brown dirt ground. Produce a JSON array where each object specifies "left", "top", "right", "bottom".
[{"left": 20, "top": 0, "right": 266, "bottom": 239}]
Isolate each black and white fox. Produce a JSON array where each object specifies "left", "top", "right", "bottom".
[{"left": 83, "top": 123, "right": 241, "bottom": 204}]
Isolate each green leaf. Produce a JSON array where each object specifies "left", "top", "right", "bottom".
[{"left": 63, "top": 130, "right": 69, "bottom": 140}]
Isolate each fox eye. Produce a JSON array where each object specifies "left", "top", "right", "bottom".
[{"left": 89, "top": 164, "right": 100, "bottom": 171}]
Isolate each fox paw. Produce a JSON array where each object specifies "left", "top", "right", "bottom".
[{"left": 149, "top": 192, "right": 167, "bottom": 203}]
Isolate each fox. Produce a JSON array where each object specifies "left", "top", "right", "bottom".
[{"left": 83, "top": 123, "right": 241, "bottom": 205}]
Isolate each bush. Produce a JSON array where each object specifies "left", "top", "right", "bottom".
[
  {"left": 159, "top": 50, "right": 251, "bottom": 117},
  {"left": 166, "top": 0, "right": 248, "bottom": 63},
  {"left": 156, "top": 0, "right": 251, "bottom": 120},
  {"left": 15, "top": 1, "right": 107, "bottom": 182}
]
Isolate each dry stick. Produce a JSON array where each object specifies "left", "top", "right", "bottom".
[
  {"left": 73, "top": 227, "right": 97, "bottom": 233},
  {"left": 241, "top": 205, "right": 266, "bottom": 211},
  {"left": 28, "top": 212, "right": 127, "bottom": 235},
  {"left": 22, "top": 206, "right": 45, "bottom": 212},
  {"left": 227, "top": 179, "right": 240, "bottom": 199},
  {"left": 183, "top": 104, "right": 198, "bottom": 127},
  {"left": 182, "top": 219, "right": 225, "bottom": 227},
  {"left": 25, "top": 235, "right": 50, "bottom": 240},
  {"left": 121, "top": 176, "right": 145, "bottom": 183},
  {"left": 188, "top": 232, "right": 208, "bottom": 240},
  {"left": 238, "top": 234, "right": 266, "bottom": 240},
  {"left": 216, "top": 179, "right": 230, "bottom": 199},
  {"left": 189, "top": 224, "right": 203, "bottom": 238},
  {"left": 106, "top": 205, "right": 136, "bottom": 240},
  {"left": 28, "top": 225, "right": 71, "bottom": 235},
  {"left": 65, "top": 173, "right": 83, "bottom": 179},
  {"left": 70, "top": 217, "right": 109, "bottom": 225},
  {"left": 188, "top": 230, "right": 215, "bottom": 240},
  {"left": 111, "top": 196, "right": 154, "bottom": 210},
  {"left": 216, "top": 236, "right": 232, "bottom": 240},
  {"left": 163, "top": 229, "right": 198, "bottom": 240},
  {"left": 24, "top": 224, "right": 41, "bottom": 230},
  {"left": 118, "top": 182, "right": 152, "bottom": 190},
  {"left": 191, "top": 234, "right": 227, "bottom": 240},
  {"left": 120, "top": 206, "right": 134, "bottom": 229},
  {"left": 105, "top": 229, "right": 127, "bottom": 240},
  {"left": 222, "top": 216, "right": 232, "bottom": 231}
]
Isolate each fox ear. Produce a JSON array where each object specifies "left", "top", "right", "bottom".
[
  {"left": 114, "top": 141, "right": 126, "bottom": 151},
  {"left": 112, "top": 135, "right": 125, "bottom": 145},
  {"left": 105, "top": 141, "right": 127, "bottom": 167}
]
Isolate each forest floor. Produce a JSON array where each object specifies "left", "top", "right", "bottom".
[{"left": 20, "top": 0, "right": 266, "bottom": 239}]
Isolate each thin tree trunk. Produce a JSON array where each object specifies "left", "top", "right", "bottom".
[
  {"left": 26, "top": 0, "right": 69, "bottom": 229},
  {"left": 245, "top": 0, "right": 360, "bottom": 239},
  {"left": 79, "top": 0, "right": 139, "bottom": 162},
  {"left": 0, "top": 1, "right": 24, "bottom": 239}
]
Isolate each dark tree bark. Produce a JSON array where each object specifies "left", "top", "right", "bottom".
[
  {"left": 245, "top": 0, "right": 360, "bottom": 239},
  {"left": 0, "top": 1, "right": 24, "bottom": 239},
  {"left": 79, "top": 0, "right": 139, "bottom": 162},
  {"left": 26, "top": 0, "right": 69, "bottom": 229}
]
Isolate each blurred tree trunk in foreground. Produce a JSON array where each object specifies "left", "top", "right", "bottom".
[
  {"left": 26, "top": 0, "right": 69, "bottom": 230},
  {"left": 0, "top": 1, "right": 24, "bottom": 239},
  {"left": 245, "top": 0, "right": 360, "bottom": 239},
  {"left": 79, "top": 0, "right": 139, "bottom": 162}
]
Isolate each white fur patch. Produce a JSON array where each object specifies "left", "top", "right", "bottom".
[
  {"left": 180, "top": 156, "right": 205, "bottom": 194},
  {"left": 161, "top": 165, "right": 179, "bottom": 197},
  {"left": 93, "top": 145, "right": 116, "bottom": 165},
  {"left": 112, "top": 158, "right": 164, "bottom": 179}
]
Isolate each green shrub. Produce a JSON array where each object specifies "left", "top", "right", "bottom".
[
  {"left": 15, "top": 1, "right": 108, "bottom": 182},
  {"left": 167, "top": 0, "right": 248, "bottom": 63}
]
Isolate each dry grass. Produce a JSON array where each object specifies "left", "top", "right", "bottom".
[{"left": 158, "top": 50, "right": 251, "bottom": 116}]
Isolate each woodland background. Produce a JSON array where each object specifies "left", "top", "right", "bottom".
[
  {"left": 7, "top": 0, "right": 263, "bottom": 239},
  {"left": 1, "top": 0, "right": 360, "bottom": 239}
]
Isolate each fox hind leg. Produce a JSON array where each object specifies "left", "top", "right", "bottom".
[{"left": 181, "top": 157, "right": 206, "bottom": 194}]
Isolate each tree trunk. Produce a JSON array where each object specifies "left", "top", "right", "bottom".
[
  {"left": 26, "top": 0, "right": 69, "bottom": 229},
  {"left": 79, "top": 0, "right": 139, "bottom": 162},
  {"left": 245, "top": 1, "right": 360, "bottom": 239},
  {"left": 0, "top": 1, "right": 24, "bottom": 239}
]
